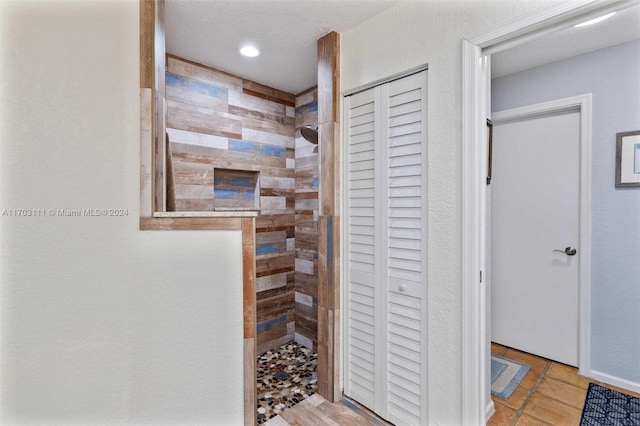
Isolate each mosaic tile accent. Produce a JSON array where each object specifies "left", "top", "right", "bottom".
[{"left": 257, "top": 341, "right": 317, "bottom": 424}]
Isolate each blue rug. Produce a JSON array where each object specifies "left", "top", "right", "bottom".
[
  {"left": 491, "top": 354, "right": 530, "bottom": 400},
  {"left": 580, "top": 383, "right": 640, "bottom": 425}
]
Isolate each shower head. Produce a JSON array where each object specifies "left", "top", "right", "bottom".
[{"left": 301, "top": 126, "right": 318, "bottom": 145}]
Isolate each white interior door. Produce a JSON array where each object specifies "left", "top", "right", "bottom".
[
  {"left": 491, "top": 107, "right": 580, "bottom": 367},
  {"left": 343, "top": 70, "right": 428, "bottom": 425}
]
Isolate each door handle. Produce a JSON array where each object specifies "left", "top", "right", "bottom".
[{"left": 553, "top": 247, "right": 577, "bottom": 256}]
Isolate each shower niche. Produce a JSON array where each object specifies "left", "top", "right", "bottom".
[{"left": 212, "top": 168, "right": 260, "bottom": 212}]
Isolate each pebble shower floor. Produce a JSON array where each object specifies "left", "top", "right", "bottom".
[{"left": 257, "top": 341, "right": 318, "bottom": 424}]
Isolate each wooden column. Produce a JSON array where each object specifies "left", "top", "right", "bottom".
[
  {"left": 317, "top": 31, "right": 341, "bottom": 402},
  {"left": 139, "top": 0, "right": 154, "bottom": 218},
  {"left": 153, "top": 0, "right": 166, "bottom": 213},
  {"left": 242, "top": 218, "right": 257, "bottom": 426},
  {"left": 139, "top": 0, "right": 166, "bottom": 217}
]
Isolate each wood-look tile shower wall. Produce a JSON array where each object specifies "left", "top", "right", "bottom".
[
  {"left": 294, "top": 88, "right": 319, "bottom": 350},
  {"left": 165, "top": 55, "right": 318, "bottom": 352}
]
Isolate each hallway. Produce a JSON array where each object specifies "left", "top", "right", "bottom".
[{"left": 489, "top": 343, "right": 640, "bottom": 425}]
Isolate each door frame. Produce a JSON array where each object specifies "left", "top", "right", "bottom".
[
  {"left": 491, "top": 94, "right": 593, "bottom": 368},
  {"left": 461, "top": 0, "right": 633, "bottom": 423}
]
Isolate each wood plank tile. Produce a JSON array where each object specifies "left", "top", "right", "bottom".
[
  {"left": 279, "top": 397, "right": 340, "bottom": 426},
  {"left": 166, "top": 72, "right": 228, "bottom": 111},
  {"left": 172, "top": 160, "right": 214, "bottom": 186},
  {"left": 174, "top": 199, "right": 214, "bottom": 211},
  {"left": 317, "top": 32, "right": 339, "bottom": 124},
  {"left": 316, "top": 305, "right": 329, "bottom": 399},
  {"left": 264, "top": 415, "right": 290, "bottom": 426},
  {"left": 318, "top": 121, "right": 336, "bottom": 215},
  {"left": 295, "top": 88, "right": 317, "bottom": 108},
  {"left": 256, "top": 252, "right": 295, "bottom": 275},
  {"left": 257, "top": 293, "right": 295, "bottom": 323},
  {"left": 227, "top": 139, "right": 287, "bottom": 160},
  {"left": 167, "top": 54, "right": 243, "bottom": 92},
  {"left": 257, "top": 214, "right": 296, "bottom": 228},
  {"left": 244, "top": 337, "right": 257, "bottom": 426},
  {"left": 295, "top": 272, "right": 318, "bottom": 298},
  {"left": 296, "top": 102, "right": 318, "bottom": 129},
  {"left": 242, "top": 115, "right": 295, "bottom": 138},
  {"left": 257, "top": 333, "right": 296, "bottom": 355},
  {"left": 140, "top": 88, "right": 153, "bottom": 217},
  {"left": 139, "top": 0, "right": 154, "bottom": 88},
  {"left": 316, "top": 400, "right": 372, "bottom": 426},
  {"left": 229, "top": 105, "right": 295, "bottom": 127},
  {"left": 229, "top": 90, "right": 287, "bottom": 117},
  {"left": 241, "top": 218, "right": 256, "bottom": 337},
  {"left": 256, "top": 272, "right": 291, "bottom": 293},
  {"left": 174, "top": 183, "right": 212, "bottom": 199},
  {"left": 166, "top": 99, "right": 242, "bottom": 138},
  {"left": 154, "top": 92, "right": 166, "bottom": 212},
  {"left": 257, "top": 280, "right": 295, "bottom": 301},
  {"left": 242, "top": 128, "right": 294, "bottom": 149},
  {"left": 242, "top": 80, "right": 295, "bottom": 107}
]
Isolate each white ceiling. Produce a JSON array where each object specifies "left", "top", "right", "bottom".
[
  {"left": 166, "top": 1, "right": 640, "bottom": 94},
  {"left": 492, "top": 4, "right": 640, "bottom": 78},
  {"left": 165, "top": 0, "right": 399, "bottom": 94}
]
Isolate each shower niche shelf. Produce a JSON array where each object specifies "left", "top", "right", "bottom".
[{"left": 212, "top": 168, "right": 260, "bottom": 212}]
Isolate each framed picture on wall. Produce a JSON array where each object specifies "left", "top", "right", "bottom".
[{"left": 615, "top": 130, "right": 640, "bottom": 188}]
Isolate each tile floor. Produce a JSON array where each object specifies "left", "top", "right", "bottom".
[
  {"left": 257, "top": 341, "right": 318, "bottom": 424},
  {"left": 265, "top": 393, "right": 392, "bottom": 426},
  {"left": 260, "top": 341, "right": 640, "bottom": 425},
  {"left": 489, "top": 342, "right": 640, "bottom": 425}
]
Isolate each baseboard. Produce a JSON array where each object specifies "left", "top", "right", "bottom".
[
  {"left": 485, "top": 399, "right": 496, "bottom": 422},
  {"left": 587, "top": 369, "right": 640, "bottom": 395}
]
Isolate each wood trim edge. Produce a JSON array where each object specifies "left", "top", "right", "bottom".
[{"left": 139, "top": 216, "right": 243, "bottom": 230}]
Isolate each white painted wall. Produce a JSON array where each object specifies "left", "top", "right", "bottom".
[
  {"left": 0, "top": 2, "right": 244, "bottom": 424},
  {"left": 341, "top": 0, "right": 556, "bottom": 423},
  {"left": 492, "top": 39, "right": 640, "bottom": 387}
]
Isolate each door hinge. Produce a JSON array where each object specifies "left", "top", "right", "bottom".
[
  {"left": 486, "top": 119, "right": 493, "bottom": 185},
  {"left": 480, "top": 270, "right": 483, "bottom": 283}
]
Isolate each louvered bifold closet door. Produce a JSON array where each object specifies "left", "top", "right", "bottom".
[
  {"left": 344, "top": 88, "right": 379, "bottom": 412},
  {"left": 385, "top": 72, "right": 428, "bottom": 426},
  {"left": 344, "top": 70, "right": 427, "bottom": 426}
]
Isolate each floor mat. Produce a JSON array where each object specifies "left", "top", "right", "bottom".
[
  {"left": 580, "top": 382, "right": 640, "bottom": 425},
  {"left": 491, "top": 354, "right": 530, "bottom": 400}
]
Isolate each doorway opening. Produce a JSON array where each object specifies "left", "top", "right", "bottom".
[{"left": 462, "top": 1, "right": 637, "bottom": 423}]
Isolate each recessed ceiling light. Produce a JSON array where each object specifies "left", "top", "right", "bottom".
[
  {"left": 240, "top": 45, "right": 260, "bottom": 57},
  {"left": 574, "top": 12, "right": 616, "bottom": 27}
]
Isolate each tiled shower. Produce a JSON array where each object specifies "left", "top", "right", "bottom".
[{"left": 164, "top": 55, "right": 319, "bottom": 421}]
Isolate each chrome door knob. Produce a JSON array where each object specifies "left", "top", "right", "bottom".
[{"left": 553, "top": 247, "right": 577, "bottom": 256}]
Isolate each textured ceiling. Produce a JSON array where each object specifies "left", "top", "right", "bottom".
[
  {"left": 165, "top": 0, "right": 400, "bottom": 94},
  {"left": 492, "top": 5, "right": 640, "bottom": 78},
  {"left": 167, "top": 1, "right": 640, "bottom": 93}
]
